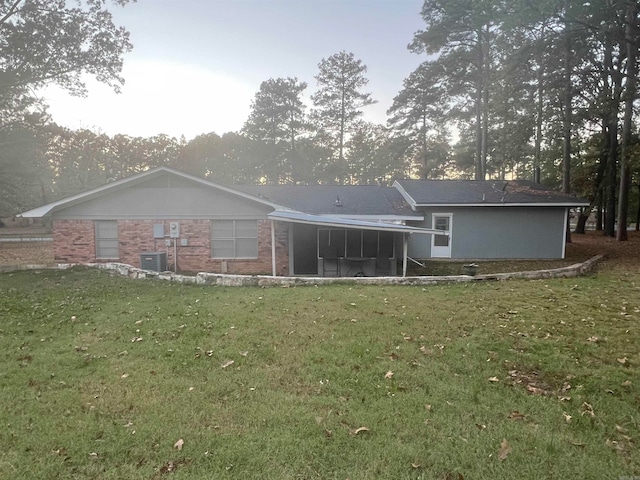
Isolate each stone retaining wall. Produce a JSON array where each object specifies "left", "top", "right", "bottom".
[{"left": 32, "top": 254, "right": 605, "bottom": 287}]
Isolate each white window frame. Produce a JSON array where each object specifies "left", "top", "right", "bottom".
[{"left": 211, "top": 220, "right": 259, "bottom": 259}]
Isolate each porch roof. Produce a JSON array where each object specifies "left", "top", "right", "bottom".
[{"left": 267, "top": 210, "right": 445, "bottom": 235}]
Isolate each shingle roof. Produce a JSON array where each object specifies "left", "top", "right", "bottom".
[
  {"left": 394, "top": 179, "right": 590, "bottom": 206},
  {"left": 234, "top": 184, "right": 421, "bottom": 218}
]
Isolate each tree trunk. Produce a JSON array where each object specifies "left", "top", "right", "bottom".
[
  {"left": 575, "top": 210, "right": 588, "bottom": 234},
  {"left": 616, "top": 2, "right": 637, "bottom": 241}
]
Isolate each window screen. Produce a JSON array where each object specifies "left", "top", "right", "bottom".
[
  {"left": 211, "top": 220, "right": 258, "bottom": 258},
  {"left": 95, "top": 220, "right": 119, "bottom": 259}
]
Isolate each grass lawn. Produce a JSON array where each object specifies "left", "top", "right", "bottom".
[{"left": 0, "top": 266, "right": 638, "bottom": 479}]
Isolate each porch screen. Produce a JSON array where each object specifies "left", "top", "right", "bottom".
[
  {"left": 318, "top": 229, "right": 395, "bottom": 258},
  {"left": 211, "top": 220, "right": 258, "bottom": 259},
  {"left": 95, "top": 220, "right": 119, "bottom": 259}
]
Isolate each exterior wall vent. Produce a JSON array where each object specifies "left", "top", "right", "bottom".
[{"left": 140, "top": 252, "right": 167, "bottom": 272}]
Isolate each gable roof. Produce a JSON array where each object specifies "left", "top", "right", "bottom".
[
  {"left": 394, "top": 179, "right": 590, "bottom": 207},
  {"left": 234, "top": 184, "right": 421, "bottom": 220},
  {"left": 19, "top": 167, "right": 286, "bottom": 218}
]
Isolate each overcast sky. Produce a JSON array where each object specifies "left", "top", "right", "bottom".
[{"left": 42, "top": 0, "right": 427, "bottom": 140}]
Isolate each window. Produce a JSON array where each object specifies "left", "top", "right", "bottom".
[
  {"left": 95, "top": 220, "right": 119, "bottom": 259},
  {"left": 211, "top": 220, "right": 258, "bottom": 259}
]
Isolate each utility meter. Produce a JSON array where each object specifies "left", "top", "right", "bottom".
[{"left": 169, "top": 222, "right": 180, "bottom": 238}]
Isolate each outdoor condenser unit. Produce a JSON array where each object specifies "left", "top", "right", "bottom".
[{"left": 140, "top": 252, "right": 167, "bottom": 272}]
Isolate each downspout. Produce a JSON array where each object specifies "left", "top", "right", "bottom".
[
  {"left": 402, "top": 233, "right": 408, "bottom": 277},
  {"left": 271, "top": 220, "right": 277, "bottom": 277},
  {"left": 562, "top": 208, "right": 568, "bottom": 259}
]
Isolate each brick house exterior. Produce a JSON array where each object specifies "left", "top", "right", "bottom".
[
  {"left": 20, "top": 167, "right": 588, "bottom": 276},
  {"left": 53, "top": 218, "right": 289, "bottom": 275}
]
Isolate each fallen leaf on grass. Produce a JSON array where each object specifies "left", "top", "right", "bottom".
[
  {"left": 239, "top": 351, "right": 248, "bottom": 357},
  {"left": 173, "top": 439, "right": 184, "bottom": 451},
  {"left": 384, "top": 370, "right": 394, "bottom": 379},
  {"left": 411, "top": 462, "right": 421, "bottom": 469},
  {"left": 221, "top": 360, "right": 235, "bottom": 369},
  {"left": 570, "top": 441, "right": 586, "bottom": 447},
  {"left": 621, "top": 380, "right": 632, "bottom": 387},
  {"left": 617, "top": 357, "right": 628, "bottom": 365},
  {"left": 488, "top": 376, "right": 500, "bottom": 383},
  {"left": 350, "top": 426, "right": 370, "bottom": 436},
  {"left": 498, "top": 439, "right": 512, "bottom": 461},
  {"left": 324, "top": 429, "right": 332, "bottom": 438},
  {"left": 615, "top": 425, "right": 627, "bottom": 433},
  {"left": 562, "top": 412, "right": 572, "bottom": 423},
  {"left": 526, "top": 385, "right": 546, "bottom": 395},
  {"left": 507, "top": 411, "right": 527, "bottom": 421},
  {"left": 581, "top": 402, "right": 595, "bottom": 417},
  {"left": 475, "top": 423, "right": 487, "bottom": 430}
]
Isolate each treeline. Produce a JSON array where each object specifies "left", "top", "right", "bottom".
[{"left": 2, "top": 1, "right": 640, "bottom": 235}]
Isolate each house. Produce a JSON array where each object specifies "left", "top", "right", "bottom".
[{"left": 19, "top": 167, "right": 588, "bottom": 277}]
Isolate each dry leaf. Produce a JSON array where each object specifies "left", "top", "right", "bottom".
[
  {"left": 221, "top": 360, "right": 235, "bottom": 369},
  {"left": 411, "top": 463, "right": 421, "bottom": 469},
  {"left": 563, "top": 412, "right": 572, "bottom": 423},
  {"left": 239, "top": 351, "right": 248, "bottom": 357},
  {"left": 617, "top": 357, "right": 628, "bottom": 365},
  {"left": 507, "top": 411, "right": 526, "bottom": 421},
  {"left": 174, "top": 438, "right": 184, "bottom": 451},
  {"left": 615, "top": 425, "right": 627, "bottom": 433},
  {"left": 488, "top": 376, "right": 500, "bottom": 383},
  {"left": 475, "top": 423, "right": 487, "bottom": 430},
  {"left": 424, "top": 404, "right": 432, "bottom": 411},
  {"left": 324, "top": 429, "right": 333, "bottom": 438},
  {"left": 498, "top": 439, "right": 512, "bottom": 461},
  {"left": 350, "top": 426, "right": 370, "bottom": 435},
  {"left": 388, "top": 352, "right": 399, "bottom": 361},
  {"left": 384, "top": 370, "right": 394, "bottom": 379},
  {"left": 621, "top": 380, "right": 632, "bottom": 387},
  {"left": 581, "top": 402, "right": 595, "bottom": 417},
  {"left": 526, "top": 385, "right": 545, "bottom": 395}
]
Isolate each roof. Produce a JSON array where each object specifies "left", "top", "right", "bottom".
[
  {"left": 19, "top": 167, "right": 286, "bottom": 218},
  {"left": 394, "top": 179, "right": 590, "bottom": 207},
  {"left": 234, "top": 184, "right": 421, "bottom": 220},
  {"left": 268, "top": 210, "right": 444, "bottom": 235}
]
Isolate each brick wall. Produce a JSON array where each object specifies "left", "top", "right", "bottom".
[{"left": 52, "top": 218, "right": 290, "bottom": 275}]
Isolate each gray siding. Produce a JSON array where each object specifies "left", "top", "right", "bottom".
[
  {"left": 54, "top": 178, "right": 273, "bottom": 220},
  {"left": 408, "top": 207, "right": 567, "bottom": 259}
]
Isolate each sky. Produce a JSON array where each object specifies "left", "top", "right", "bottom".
[{"left": 42, "top": 0, "right": 427, "bottom": 140}]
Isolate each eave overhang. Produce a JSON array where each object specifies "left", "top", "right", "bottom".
[{"left": 268, "top": 210, "right": 445, "bottom": 235}]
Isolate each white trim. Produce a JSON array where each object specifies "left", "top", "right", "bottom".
[
  {"left": 268, "top": 210, "right": 445, "bottom": 235},
  {"left": 562, "top": 208, "right": 568, "bottom": 259},
  {"left": 431, "top": 213, "right": 453, "bottom": 258},
  {"left": 391, "top": 180, "right": 418, "bottom": 209},
  {"left": 271, "top": 220, "right": 277, "bottom": 276},
  {"left": 411, "top": 202, "right": 590, "bottom": 208},
  {"left": 317, "top": 214, "right": 424, "bottom": 222}
]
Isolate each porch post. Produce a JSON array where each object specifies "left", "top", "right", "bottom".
[
  {"left": 271, "top": 220, "right": 277, "bottom": 277},
  {"left": 402, "top": 233, "right": 408, "bottom": 277}
]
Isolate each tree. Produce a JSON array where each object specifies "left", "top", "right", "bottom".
[
  {"left": 0, "top": 0, "right": 133, "bottom": 212},
  {"left": 243, "top": 77, "right": 307, "bottom": 184},
  {"left": 0, "top": 0, "right": 133, "bottom": 96},
  {"left": 387, "top": 60, "right": 452, "bottom": 179},
  {"left": 311, "top": 51, "right": 376, "bottom": 184},
  {"left": 410, "top": 0, "right": 506, "bottom": 180}
]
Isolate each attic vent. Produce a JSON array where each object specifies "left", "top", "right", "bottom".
[{"left": 335, "top": 195, "right": 342, "bottom": 207}]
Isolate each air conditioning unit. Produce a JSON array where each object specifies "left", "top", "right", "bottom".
[{"left": 140, "top": 252, "right": 167, "bottom": 272}]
